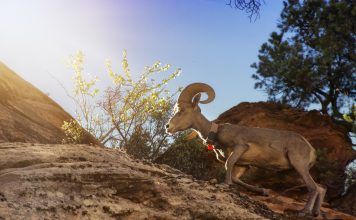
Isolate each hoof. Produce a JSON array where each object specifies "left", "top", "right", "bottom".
[
  {"left": 312, "top": 210, "right": 320, "bottom": 217},
  {"left": 298, "top": 209, "right": 314, "bottom": 218},
  {"left": 297, "top": 212, "right": 313, "bottom": 218},
  {"left": 224, "top": 180, "right": 233, "bottom": 185},
  {"left": 283, "top": 210, "right": 315, "bottom": 220}
]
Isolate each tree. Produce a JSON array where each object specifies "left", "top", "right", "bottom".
[
  {"left": 101, "top": 51, "right": 180, "bottom": 152},
  {"left": 251, "top": 0, "right": 355, "bottom": 124},
  {"left": 60, "top": 51, "right": 104, "bottom": 144},
  {"left": 63, "top": 50, "right": 181, "bottom": 160}
]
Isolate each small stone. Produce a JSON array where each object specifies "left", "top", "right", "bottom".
[
  {"left": 56, "top": 192, "right": 64, "bottom": 198},
  {"left": 102, "top": 206, "right": 110, "bottom": 213},
  {"left": 209, "top": 179, "right": 218, "bottom": 184},
  {"left": 83, "top": 199, "right": 93, "bottom": 206},
  {"left": 170, "top": 179, "right": 178, "bottom": 184},
  {"left": 189, "top": 182, "right": 200, "bottom": 189}
]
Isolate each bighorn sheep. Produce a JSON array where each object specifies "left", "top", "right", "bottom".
[{"left": 166, "top": 83, "right": 326, "bottom": 216}]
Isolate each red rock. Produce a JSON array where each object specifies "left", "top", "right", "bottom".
[{"left": 0, "top": 62, "right": 101, "bottom": 145}]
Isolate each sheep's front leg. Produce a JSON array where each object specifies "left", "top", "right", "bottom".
[{"left": 225, "top": 145, "right": 248, "bottom": 185}]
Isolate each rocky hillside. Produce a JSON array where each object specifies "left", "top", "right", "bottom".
[
  {"left": 0, "top": 142, "right": 276, "bottom": 220},
  {"left": 0, "top": 62, "right": 100, "bottom": 145},
  {"left": 1, "top": 142, "right": 355, "bottom": 220}
]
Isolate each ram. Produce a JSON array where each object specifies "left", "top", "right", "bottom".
[{"left": 166, "top": 83, "right": 326, "bottom": 216}]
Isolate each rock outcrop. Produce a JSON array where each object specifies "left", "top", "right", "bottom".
[
  {"left": 0, "top": 142, "right": 278, "bottom": 220},
  {"left": 1, "top": 143, "right": 355, "bottom": 220},
  {"left": 0, "top": 62, "right": 100, "bottom": 145}
]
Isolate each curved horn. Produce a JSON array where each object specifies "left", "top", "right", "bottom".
[{"left": 178, "top": 83, "right": 215, "bottom": 104}]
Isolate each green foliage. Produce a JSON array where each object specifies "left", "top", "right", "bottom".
[
  {"left": 63, "top": 51, "right": 104, "bottom": 139},
  {"left": 156, "top": 131, "right": 225, "bottom": 181},
  {"left": 61, "top": 119, "right": 84, "bottom": 144},
  {"left": 63, "top": 50, "right": 181, "bottom": 160},
  {"left": 343, "top": 104, "right": 356, "bottom": 134},
  {"left": 314, "top": 148, "right": 339, "bottom": 185},
  {"left": 71, "top": 51, "right": 99, "bottom": 98},
  {"left": 252, "top": 0, "right": 355, "bottom": 120},
  {"left": 101, "top": 50, "right": 181, "bottom": 159},
  {"left": 125, "top": 126, "right": 152, "bottom": 160}
]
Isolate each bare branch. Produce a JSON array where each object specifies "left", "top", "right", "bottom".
[{"left": 226, "top": 0, "right": 264, "bottom": 21}]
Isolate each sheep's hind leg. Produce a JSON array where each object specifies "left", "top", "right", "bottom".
[
  {"left": 232, "top": 166, "right": 269, "bottom": 196},
  {"left": 312, "top": 185, "right": 326, "bottom": 216},
  {"left": 288, "top": 153, "right": 322, "bottom": 216}
]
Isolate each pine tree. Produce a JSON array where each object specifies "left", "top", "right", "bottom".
[{"left": 252, "top": 0, "right": 355, "bottom": 123}]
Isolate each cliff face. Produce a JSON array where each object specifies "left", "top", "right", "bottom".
[{"left": 0, "top": 62, "right": 100, "bottom": 145}]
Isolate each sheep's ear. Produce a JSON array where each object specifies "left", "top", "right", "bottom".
[{"left": 192, "top": 93, "right": 201, "bottom": 109}]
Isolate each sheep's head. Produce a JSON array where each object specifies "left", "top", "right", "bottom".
[{"left": 166, "top": 83, "right": 215, "bottom": 134}]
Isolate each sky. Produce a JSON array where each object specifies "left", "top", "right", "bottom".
[{"left": 0, "top": 0, "right": 284, "bottom": 120}]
